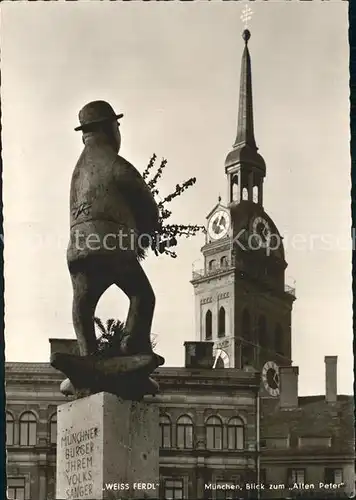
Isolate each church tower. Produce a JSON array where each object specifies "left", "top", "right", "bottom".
[{"left": 191, "top": 30, "right": 296, "bottom": 374}]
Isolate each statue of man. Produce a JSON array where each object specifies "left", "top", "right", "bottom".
[{"left": 68, "top": 100, "right": 160, "bottom": 359}]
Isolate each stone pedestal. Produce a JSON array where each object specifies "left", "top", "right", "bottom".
[{"left": 56, "top": 392, "right": 159, "bottom": 500}]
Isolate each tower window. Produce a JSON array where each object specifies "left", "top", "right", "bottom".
[
  {"left": 231, "top": 174, "right": 239, "bottom": 202},
  {"left": 275, "top": 324, "right": 284, "bottom": 356},
  {"left": 218, "top": 307, "right": 226, "bottom": 338},
  {"left": 253, "top": 186, "right": 259, "bottom": 203},
  {"left": 220, "top": 256, "right": 228, "bottom": 268},
  {"left": 258, "top": 315, "right": 268, "bottom": 349},
  {"left": 208, "top": 259, "right": 216, "bottom": 271},
  {"left": 205, "top": 310, "right": 212, "bottom": 340},
  {"left": 258, "top": 179, "right": 263, "bottom": 205},
  {"left": 242, "top": 187, "right": 248, "bottom": 201}
]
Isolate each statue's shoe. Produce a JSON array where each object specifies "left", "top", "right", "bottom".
[
  {"left": 51, "top": 351, "right": 164, "bottom": 377},
  {"left": 51, "top": 351, "right": 164, "bottom": 399},
  {"left": 60, "top": 378, "right": 75, "bottom": 396},
  {"left": 94, "top": 352, "right": 164, "bottom": 376}
]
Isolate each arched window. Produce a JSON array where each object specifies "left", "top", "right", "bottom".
[
  {"left": 206, "top": 416, "right": 223, "bottom": 450},
  {"left": 242, "top": 309, "right": 251, "bottom": 341},
  {"left": 218, "top": 307, "right": 226, "bottom": 338},
  {"left": 208, "top": 259, "right": 217, "bottom": 271},
  {"left": 6, "top": 412, "right": 14, "bottom": 446},
  {"left": 242, "top": 187, "right": 248, "bottom": 201},
  {"left": 49, "top": 414, "right": 57, "bottom": 445},
  {"left": 258, "top": 315, "right": 267, "bottom": 348},
  {"left": 160, "top": 415, "right": 172, "bottom": 449},
  {"left": 220, "top": 256, "right": 228, "bottom": 268},
  {"left": 176, "top": 415, "right": 193, "bottom": 449},
  {"left": 19, "top": 412, "right": 37, "bottom": 446},
  {"left": 231, "top": 175, "right": 239, "bottom": 202},
  {"left": 205, "top": 310, "right": 212, "bottom": 340},
  {"left": 227, "top": 417, "right": 244, "bottom": 450},
  {"left": 275, "top": 324, "right": 284, "bottom": 355},
  {"left": 253, "top": 186, "right": 259, "bottom": 204}
]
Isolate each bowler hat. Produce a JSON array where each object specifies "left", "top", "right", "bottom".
[{"left": 74, "top": 100, "right": 124, "bottom": 132}]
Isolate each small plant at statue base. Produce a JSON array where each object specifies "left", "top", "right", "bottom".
[
  {"left": 94, "top": 317, "right": 158, "bottom": 356},
  {"left": 141, "top": 154, "right": 206, "bottom": 259}
]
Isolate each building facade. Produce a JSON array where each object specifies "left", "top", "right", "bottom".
[
  {"left": 5, "top": 350, "right": 355, "bottom": 499},
  {"left": 5, "top": 342, "right": 261, "bottom": 500}
]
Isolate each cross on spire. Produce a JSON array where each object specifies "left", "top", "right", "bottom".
[{"left": 240, "top": 4, "right": 253, "bottom": 29}]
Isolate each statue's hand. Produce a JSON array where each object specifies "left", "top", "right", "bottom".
[{"left": 114, "top": 156, "right": 164, "bottom": 241}]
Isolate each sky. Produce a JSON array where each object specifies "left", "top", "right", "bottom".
[{"left": 1, "top": 1, "right": 351, "bottom": 396}]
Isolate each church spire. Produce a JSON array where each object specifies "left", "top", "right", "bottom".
[
  {"left": 225, "top": 27, "right": 266, "bottom": 205},
  {"left": 234, "top": 29, "right": 257, "bottom": 150}
]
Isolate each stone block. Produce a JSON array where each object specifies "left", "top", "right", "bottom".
[{"left": 56, "top": 392, "right": 159, "bottom": 499}]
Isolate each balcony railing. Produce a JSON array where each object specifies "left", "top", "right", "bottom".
[
  {"left": 192, "top": 262, "right": 235, "bottom": 280},
  {"left": 192, "top": 264, "right": 296, "bottom": 298}
]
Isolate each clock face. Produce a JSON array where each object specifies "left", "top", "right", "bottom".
[
  {"left": 207, "top": 210, "right": 231, "bottom": 240},
  {"left": 252, "top": 216, "right": 271, "bottom": 248},
  {"left": 262, "top": 361, "right": 280, "bottom": 397},
  {"left": 213, "top": 349, "right": 230, "bottom": 368}
]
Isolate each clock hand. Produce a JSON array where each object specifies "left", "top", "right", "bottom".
[
  {"left": 213, "top": 349, "right": 222, "bottom": 368},
  {"left": 217, "top": 216, "right": 225, "bottom": 229},
  {"left": 213, "top": 217, "right": 223, "bottom": 233},
  {"left": 212, "top": 219, "right": 220, "bottom": 232}
]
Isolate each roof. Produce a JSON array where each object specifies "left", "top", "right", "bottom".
[
  {"left": 261, "top": 395, "right": 355, "bottom": 455},
  {"left": 5, "top": 362, "right": 260, "bottom": 392}
]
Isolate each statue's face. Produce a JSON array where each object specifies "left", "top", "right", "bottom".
[{"left": 113, "top": 122, "right": 121, "bottom": 152}]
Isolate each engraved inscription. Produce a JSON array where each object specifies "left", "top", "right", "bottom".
[{"left": 61, "top": 426, "right": 99, "bottom": 499}]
